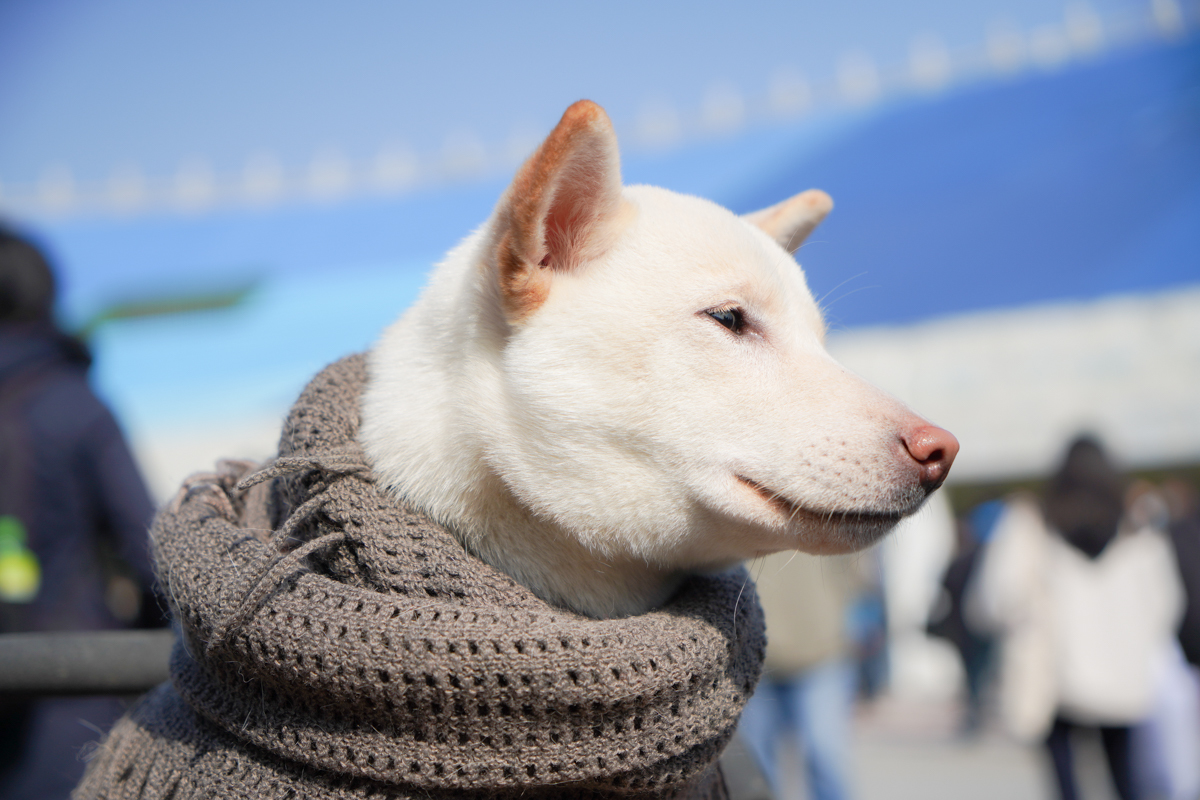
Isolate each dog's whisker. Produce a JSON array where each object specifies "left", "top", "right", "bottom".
[
  {"left": 821, "top": 281, "right": 883, "bottom": 313},
  {"left": 815, "top": 270, "right": 870, "bottom": 309}
]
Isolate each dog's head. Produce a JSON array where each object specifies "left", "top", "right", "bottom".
[
  {"left": 464, "top": 100, "right": 958, "bottom": 570},
  {"left": 367, "top": 100, "right": 957, "bottom": 586}
]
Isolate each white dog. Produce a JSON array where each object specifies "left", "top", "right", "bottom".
[{"left": 361, "top": 100, "right": 957, "bottom": 619}]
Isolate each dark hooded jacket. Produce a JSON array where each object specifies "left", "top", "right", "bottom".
[
  {"left": 0, "top": 322, "right": 156, "bottom": 632},
  {"left": 0, "top": 321, "right": 158, "bottom": 800}
]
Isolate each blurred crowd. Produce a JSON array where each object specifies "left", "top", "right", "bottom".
[{"left": 742, "top": 435, "right": 1200, "bottom": 800}]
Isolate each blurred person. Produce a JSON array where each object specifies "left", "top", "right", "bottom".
[
  {"left": 0, "top": 227, "right": 162, "bottom": 800},
  {"left": 971, "top": 437, "right": 1184, "bottom": 800},
  {"left": 926, "top": 500, "right": 1002, "bottom": 735},
  {"left": 1162, "top": 477, "right": 1200, "bottom": 668},
  {"left": 847, "top": 546, "right": 888, "bottom": 702},
  {"left": 1132, "top": 477, "right": 1200, "bottom": 800},
  {"left": 877, "top": 489, "right": 958, "bottom": 702},
  {"left": 737, "top": 550, "right": 863, "bottom": 800}
]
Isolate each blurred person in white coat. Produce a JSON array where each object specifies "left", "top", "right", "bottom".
[{"left": 970, "top": 436, "right": 1183, "bottom": 800}]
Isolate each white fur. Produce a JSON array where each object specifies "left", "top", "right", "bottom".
[{"left": 362, "top": 111, "right": 951, "bottom": 618}]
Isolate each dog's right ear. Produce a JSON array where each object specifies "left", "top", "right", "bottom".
[
  {"left": 492, "top": 100, "right": 623, "bottom": 324},
  {"left": 743, "top": 189, "right": 833, "bottom": 254}
]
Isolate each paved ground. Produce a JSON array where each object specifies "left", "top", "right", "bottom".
[{"left": 769, "top": 697, "right": 1125, "bottom": 800}]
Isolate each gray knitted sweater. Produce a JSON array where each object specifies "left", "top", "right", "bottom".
[{"left": 76, "top": 354, "right": 765, "bottom": 799}]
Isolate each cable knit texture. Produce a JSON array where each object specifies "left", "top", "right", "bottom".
[{"left": 76, "top": 354, "right": 766, "bottom": 799}]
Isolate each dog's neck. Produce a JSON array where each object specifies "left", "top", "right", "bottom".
[
  {"left": 361, "top": 234, "right": 688, "bottom": 619},
  {"left": 374, "top": 405, "right": 689, "bottom": 618},
  {"left": 451, "top": 479, "right": 689, "bottom": 618}
]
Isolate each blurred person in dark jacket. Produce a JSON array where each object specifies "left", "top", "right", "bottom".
[
  {"left": 1132, "top": 476, "right": 1200, "bottom": 800},
  {"left": 0, "top": 227, "right": 161, "bottom": 800},
  {"left": 926, "top": 501, "right": 1001, "bottom": 735},
  {"left": 1163, "top": 477, "right": 1200, "bottom": 669}
]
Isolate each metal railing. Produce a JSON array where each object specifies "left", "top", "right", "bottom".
[{"left": 0, "top": 629, "right": 174, "bottom": 697}]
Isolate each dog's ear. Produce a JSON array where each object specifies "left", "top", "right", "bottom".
[
  {"left": 493, "top": 100, "right": 623, "bottom": 323},
  {"left": 743, "top": 189, "right": 833, "bottom": 254}
]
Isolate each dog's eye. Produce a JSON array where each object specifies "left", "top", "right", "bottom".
[{"left": 707, "top": 307, "right": 745, "bottom": 334}]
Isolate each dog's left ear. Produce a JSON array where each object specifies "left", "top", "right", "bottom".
[
  {"left": 493, "top": 100, "right": 623, "bottom": 323},
  {"left": 743, "top": 189, "right": 833, "bottom": 254}
]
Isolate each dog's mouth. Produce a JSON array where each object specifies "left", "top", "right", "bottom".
[
  {"left": 736, "top": 475, "right": 801, "bottom": 518},
  {"left": 735, "top": 475, "right": 907, "bottom": 527}
]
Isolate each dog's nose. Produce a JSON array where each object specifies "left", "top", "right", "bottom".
[{"left": 902, "top": 425, "right": 959, "bottom": 491}]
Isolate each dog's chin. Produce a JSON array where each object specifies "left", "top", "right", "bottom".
[
  {"left": 813, "top": 510, "right": 907, "bottom": 553},
  {"left": 734, "top": 475, "right": 923, "bottom": 553}
]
